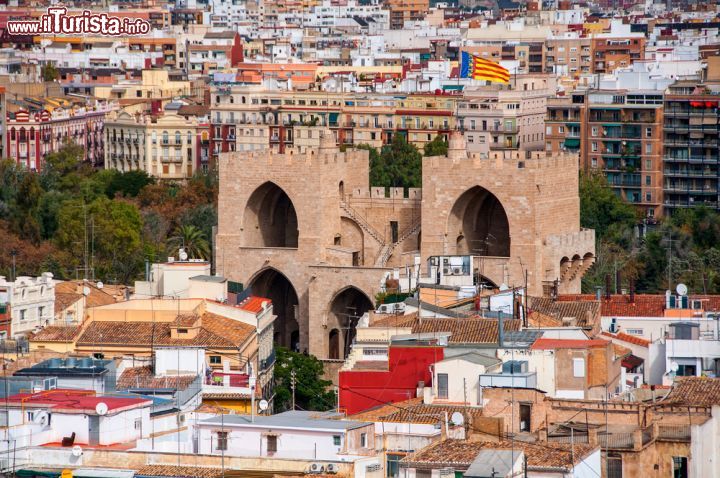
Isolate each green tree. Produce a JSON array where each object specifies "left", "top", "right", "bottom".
[
  {"left": 367, "top": 135, "right": 422, "bottom": 189},
  {"left": 41, "top": 63, "right": 59, "bottom": 82},
  {"left": 273, "top": 347, "right": 336, "bottom": 412},
  {"left": 168, "top": 224, "right": 210, "bottom": 260},
  {"left": 106, "top": 170, "right": 155, "bottom": 198},
  {"left": 180, "top": 204, "right": 217, "bottom": 246},
  {"left": 423, "top": 134, "right": 448, "bottom": 157},
  {"left": 579, "top": 171, "right": 637, "bottom": 245},
  {"left": 55, "top": 197, "right": 143, "bottom": 283},
  {"left": 13, "top": 173, "right": 43, "bottom": 243},
  {"left": 41, "top": 142, "right": 92, "bottom": 193}
]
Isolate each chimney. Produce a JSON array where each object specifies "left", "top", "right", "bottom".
[{"left": 605, "top": 274, "right": 612, "bottom": 300}]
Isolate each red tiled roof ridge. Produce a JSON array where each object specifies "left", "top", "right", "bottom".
[
  {"left": 237, "top": 295, "right": 271, "bottom": 313},
  {"left": 600, "top": 331, "right": 650, "bottom": 347}
]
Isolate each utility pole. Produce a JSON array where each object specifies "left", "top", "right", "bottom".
[
  {"left": 10, "top": 250, "right": 16, "bottom": 282},
  {"left": 290, "top": 369, "right": 296, "bottom": 411},
  {"left": 664, "top": 233, "right": 677, "bottom": 290}
]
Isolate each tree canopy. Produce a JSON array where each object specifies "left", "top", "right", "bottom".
[
  {"left": 273, "top": 347, "right": 336, "bottom": 412},
  {"left": 0, "top": 143, "right": 218, "bottom": 284}
]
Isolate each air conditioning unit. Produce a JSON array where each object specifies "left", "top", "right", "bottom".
[
  {"left": 392, "top": 302, "right": 405, "bottom": 313},
  {"left": 309, "top": 463, "right": 325, "bottom": 474},
  {"left": 365, "top": 464, "right": 381, "bottom": 472},
  {"left": 443, "top": 267, "right": 452, "bottom": 275},
  {"left": 452, "top": 266, "right": 463, "bottom": 275},
  {"left": 326, "top": 464, "right": 339, "bottom": 474}
]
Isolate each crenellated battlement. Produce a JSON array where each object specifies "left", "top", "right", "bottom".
[
  {"left": 349, "top": 187, "right": 422, "bottom": 200},
  {"left": 220, "top": 146, "right": 370, "bottom": 168},
  {"left": 424, "top": 149, "right": 579, "bottom": 173}
]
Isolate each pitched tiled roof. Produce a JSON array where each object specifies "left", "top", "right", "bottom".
[
  {"left": 601, "top": 331, "right": 650, "bottom": 347},
  {"left": 76, "top": 312, "right": 254, "bottom": 348},
  {"left": 412, "top": 318, "right": 521, "bottom": 344},
  {"left": 117, "top": 366, "right": 197, "bottom": 390},
  {"left": 529, "top": 297, "right": 600, "bottom": 329},
  {"left": 370, "top": 312, "right": 419, "bottom": 328},
  {"left": 54, "top": 292, "right": 82, "bottom": 314},
  {"left": 530, "top": 338, "right": 608, "bottom": 350},
  {"left": 238, "top": 296, "right": 271, "bottom": 314},
  {"left": 664, "top": 377, "right": 720, "bottom": 407},
  {"left": 402, "top": 439, "right": 597, "bottom": 471},
  {"left": 349, "top": 398, "right": 483, "bottom": 425},
  {"left": 30, "top": 325, "right": 83, "bottom": 342},
  {"left": 135, "top": 465, "right": 223, "bottom": 478},
  {"left": 55, "top": 280, "right": 116, "bottom": 308}
]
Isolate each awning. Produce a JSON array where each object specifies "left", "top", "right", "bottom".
[{"left": 563, "top": 138, "right": 580, "bottom": 148}]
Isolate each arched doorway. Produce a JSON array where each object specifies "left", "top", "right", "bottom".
[
  {"left": 328, "top": 287, "right": 374, "bottom": 359},
  {"left": 448, "top": 186, "right": 510, "bottom": 256},
  {"left": 328, "top": 329, "right": 340, "bottom": 360},
  {"left": 244, "top": 182, "right": 298, "bottom": 247},
  {"left": 248, "top": 268, "right": 300, "bottom": 351}
]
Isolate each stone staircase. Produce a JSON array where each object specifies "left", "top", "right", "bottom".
[
  {"left": 340, "top": 201, "right": 386, "bottom": 246},
  {"left": 374, "top": 218, "right": 421, "bottom": 267}
]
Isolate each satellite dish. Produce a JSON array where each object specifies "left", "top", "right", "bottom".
[
  {"left": 451, "top": 411, "right": 464, "bottom": 426},
  {"left": 670, "top": 361, "right": 679, "bottom": 373},
  {"left": 259, "top": 399, "right": 269, "bottom": 411},
  {"left": 71, "top": 445, "right": 83, "bottom": 457},
  {"left": 95, "top": 402, "right": 109, "bottom": 416},
  {"left": 96, "top": 281, "right": 104, "bottom": 289},
  {"left": 179, "top": 248, "right": 189, "bottom": 261},
  {"left": 82, "top": 286, "right": 91, "bottom": 296},
  {"left": 676, "top": 283, "right": 688, "bottom": 296}
]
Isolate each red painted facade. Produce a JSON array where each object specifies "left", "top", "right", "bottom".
[{"left": 339, "top": 345, "right": 444, "bottom": 415}]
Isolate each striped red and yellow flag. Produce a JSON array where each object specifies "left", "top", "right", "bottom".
[{"left": 460, "top": 51, "right": 511, "bottom": 84}]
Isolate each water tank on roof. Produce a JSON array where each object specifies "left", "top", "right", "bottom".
[
  {"left": 65, "top": 358, "right": 77, "bottom": 367},
  {"left": 79, "top": 358, "right": 93, "bottom": 368}
]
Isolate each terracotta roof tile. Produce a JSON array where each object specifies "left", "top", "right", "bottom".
[
  {"left": 530, "top": 338, "right": 608, "bottom": 350},
  {"left": 664, "top": 376, "right": 720, "bottom": 407},
  {"left": 528, "top": 297, "right": 600, "bottom": 329},
  {"left": 30, "top": 325, "right": 83, "bottom": 342},
  {"left": 55, "top": 281, "right": 116, "bottom": 308},
  {"left": 600, "top": 331, "right": 650, "bottom": 347},
  {"left": 412, "top": 318, "right": 521, "bottom": 344},
  {"left": 402, "top": 439, "right": 597, "bottom": 470},
  {"left": 349, "top": 398, "right": 483, "bottom": 425},
  {"left": 238, "top": 296, "right": 271, "bottom": 314},
  {"left": 54, "top": 292, "right": 82, "bottom": 314},
  {"left": 117, "top": 366, "right": 197, "bottom": 390},
  {"left": 369, "top": 312, "right": 419, "bottom": 328},
  {"left": 77, "top": 312, "right": 254, "bottom": 348},
  {"left": 135, "top": 465, "right": 223, "bottom": 478}
]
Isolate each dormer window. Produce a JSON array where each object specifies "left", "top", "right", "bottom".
[{"left": 178, "top": 328, "right": 188, "bottom": 334}]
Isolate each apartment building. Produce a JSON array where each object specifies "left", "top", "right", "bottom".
[
  {"left": 0, "top": 273, "right": 55, "bottom": 339},
  {"left": 387, "top": 0, "right": 428, "bottom": 29},
  {"left": 104, "top": 109, "right": 202, "bottom": 180},
  {"left": 544, "top": 37, "right": 593, "bottom": 76},
  {"left": 208, "top": 84, "right": 459, "bottom": 162},
  {"left": 459, "top": 75, "right": 555, "bottom": 155},
  {"left": 546, "top": 90, "right": 664, "bottom": 218},
  {"left": 6, "top": 100, "right": 109, "bottom": 170},
  {"left": 663, "top": 78, "right": 720, "bottom": 212},
  {"left": 591, "top": 21, "right": 646, "bottom": 74}
]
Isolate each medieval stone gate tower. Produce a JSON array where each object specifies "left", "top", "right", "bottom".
[{"left": 216, "top": 130, "right": 594, "bottom": 360}]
